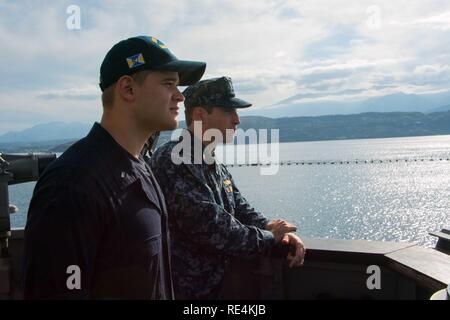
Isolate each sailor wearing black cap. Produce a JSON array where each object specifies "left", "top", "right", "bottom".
[{"left": 22, "top": 36, "right": 206, "bottom": 299}]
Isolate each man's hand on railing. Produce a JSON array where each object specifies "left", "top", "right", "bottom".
[
  {"left": 267, "top": 219, "right": 297, "bottom": 243},
  {"left": 267, "top": 219, "right": 305, "bottom": 267},
  {"left": 284, "top": 233, "right": 306, "bottom": 268}
]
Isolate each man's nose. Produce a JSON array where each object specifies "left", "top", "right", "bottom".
[
  {"left": 233, "top": 112, "right": 240, "bottom": 125},
  {"left": 174, "top": 87, "right": 184, "bottom": 102}
]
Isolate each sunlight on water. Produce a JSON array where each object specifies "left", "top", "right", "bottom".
[
  {"left": 223, "top": 135, "right": 450, "bottom": 247},
  {"left": 228, "top": 161, "right": 449, "bottom": 247},
  {"left": 8, "top": 135, "right": 450, "bottom": 247}
]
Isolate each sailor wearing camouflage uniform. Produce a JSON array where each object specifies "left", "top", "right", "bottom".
[{"left": 150, "top": 77, "right": 305, "bottom": 299}]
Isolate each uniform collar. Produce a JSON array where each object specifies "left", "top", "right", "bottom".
[
  {"left": 87, "top": 122, "right": 163, "bottom": 212},
  {"left": 87, "top": 122, "right": 144, "bottom": 172},
  {"left": 181, "top": 129, "right": 217, "bottom": 169}
]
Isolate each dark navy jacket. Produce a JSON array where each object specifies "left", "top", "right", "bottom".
[{"left": 22, "top": 123, "right": 173, "bottom": 299}]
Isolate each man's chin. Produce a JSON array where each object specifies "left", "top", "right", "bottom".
[
  {"left": 164, "top": 118, "right": 179, "bottom": 131},
  {"left": 225, "top": 132, "right": 236, "bottom": 144}
]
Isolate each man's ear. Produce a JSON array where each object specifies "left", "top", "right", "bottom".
[
  {"left": 115, "top": 75, "right": 135, "bottom": 103},
  {"left": 192, "top": 106, "right": 206, "bottom": 122}
]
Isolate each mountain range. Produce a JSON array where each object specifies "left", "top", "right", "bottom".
[
  {"left": 1, "top": 111, "right": 449, "bottom": 153},
  {"left": 241, "top": 91, "right": 450, "bottom": 118},
  {"left": 0, "top": 122, "right": 91, "bottom": 143},
  {"left": 1, "top": 90, "right": 449, "bottom": 144},
  {"left": 0, "top": 89, "right": 449, "bottom": 152}
]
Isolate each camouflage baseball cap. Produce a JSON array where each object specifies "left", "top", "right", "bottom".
[{"left": 183, "top": 77, "right": 252, "bottom": 109}]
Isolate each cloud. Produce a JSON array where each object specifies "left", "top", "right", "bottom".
[
  {"left": 414, "top": 64, "right": 450, "bottom": 76},
  {"left": 36, "top": 86, "right": 100, "bottom": 101},
  {"left": 390, "top": 11, "right": 450, "bottom": 30},
  {"left": 1, "top": 0, "right": 450, "bottom": 133},
  {"left": 302, "top": 25, "right": 366, "bottom": 60}
]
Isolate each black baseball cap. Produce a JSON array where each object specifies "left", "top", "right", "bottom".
[
  {"left": 99, "top": 36, "right": 206, "bottom": 91},
  {"left": 183, "top": 77, "right": 252, "bottom": 109}
]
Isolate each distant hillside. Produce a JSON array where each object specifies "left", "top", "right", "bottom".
[
  {"left": 36, "top": 111, "right": 450, "bottom": 153},
  {"left": 0, "top": 122, "right": 91, "bottom": 143},
  {"left": 0, "top": 139, "right": 75, "bottom": 153},
  {"left": 242, "top": 91, "right": 450, "bottom": 118},
  {"left": 234, "top": 112, "right": 450, "bottom": 142},
  {"left": 428, "top": 104, "right": 450, "bottom": 113},
  {"left": 253, "top": 111, "right": 449, "bottom": 142}
]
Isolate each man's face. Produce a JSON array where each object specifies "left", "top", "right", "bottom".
[
  {"left": 203, "top": 106, "right": 240, "bottom": 144},
  {"left": 133, "top": 71, "right": 184, "bottom": 132}
]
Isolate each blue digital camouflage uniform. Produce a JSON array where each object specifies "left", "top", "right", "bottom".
[{"left": 150, "top": 130, "right": 276, "bottom": 299}]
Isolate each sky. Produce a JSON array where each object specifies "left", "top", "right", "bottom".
[{"left": 1, "top": 0, "right": 450, "bottom": 134}]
